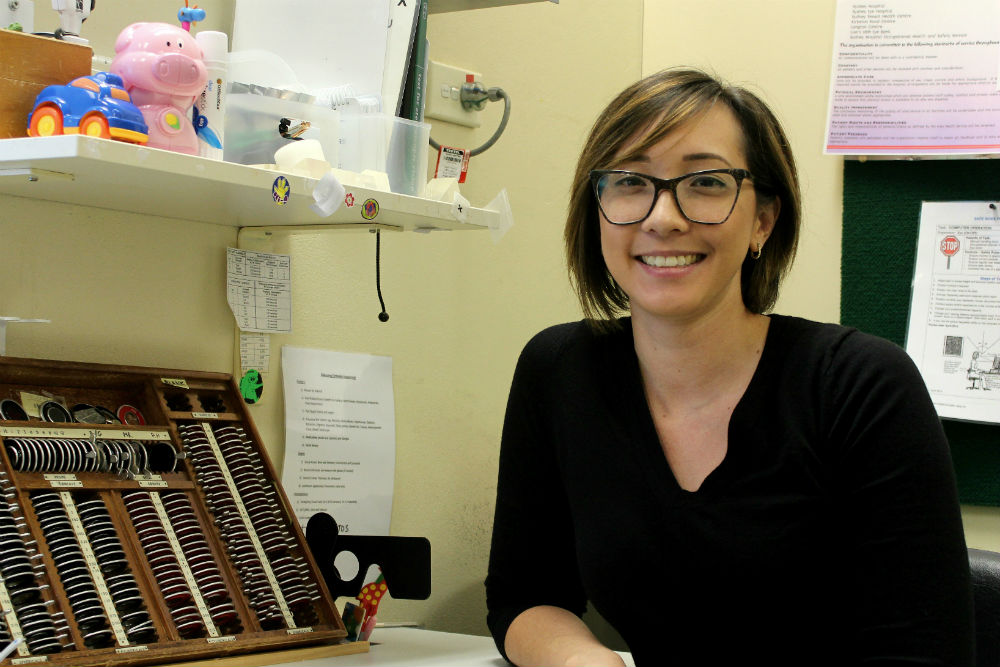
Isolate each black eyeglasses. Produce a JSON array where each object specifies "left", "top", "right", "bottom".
[{"left": 590, "top": 168, "right": 753, "bottom": 225}]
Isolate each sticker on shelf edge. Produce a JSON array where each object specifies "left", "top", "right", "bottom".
[
  {"left": 272, "top": 176, "right": 290, "bottom": 205},
  {"left": 361, "top": 198, "right": 379, "bottom": 220}
]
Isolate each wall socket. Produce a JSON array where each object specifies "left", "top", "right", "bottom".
[{"left": 425, "top": 61, "right": 482, "bottom": 128}]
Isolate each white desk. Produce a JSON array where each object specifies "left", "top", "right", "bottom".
[
  {"left": 216, "top": 627, "right": 635, "bottom": 667},
  {"left": 354, "top": 628, "right": 635, "bottom": 666},
  {"left": 328, "top": 627, "right": 505, "bottom": 666}
]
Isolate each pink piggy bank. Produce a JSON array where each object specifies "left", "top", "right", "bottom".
[{"left": 110, "top": 22, "right": 207, "bottom": 155}]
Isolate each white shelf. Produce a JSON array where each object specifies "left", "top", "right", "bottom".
[
  {"left": 430, "top": 0, "right": 556, "bottom": 12},
  {"left": 0, "top": 136, "right": 497, "bottom": 232}
]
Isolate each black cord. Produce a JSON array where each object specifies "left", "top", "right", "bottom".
[{"left": 376, "top": 230, "right": 389, "bottom": 322}]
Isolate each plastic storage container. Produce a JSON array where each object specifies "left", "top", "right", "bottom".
[
  {"left": 338, "top": 114, "right": 430, "bottom": 197},
  {"left": 223, "top": 82, "right": 339, "bottom": 167}
]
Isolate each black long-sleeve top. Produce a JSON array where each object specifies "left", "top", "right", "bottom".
[{"left": 486, "top": 315, "right": 973, "bottom": 666}]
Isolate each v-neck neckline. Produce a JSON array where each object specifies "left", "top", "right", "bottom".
[{"left": 617, "top": 315, "right": 781, "bottom": 504}]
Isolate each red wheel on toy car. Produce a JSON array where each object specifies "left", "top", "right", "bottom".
[
  {"left": 29, "top": 105, "right": 64, "bottom": 137},
  {"left": 79, "top": 112, "right": 111, "bottom": 139}
]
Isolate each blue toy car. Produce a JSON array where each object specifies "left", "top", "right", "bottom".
[{"left": 27, "top": 71, "right": 149, "bottom": 144}]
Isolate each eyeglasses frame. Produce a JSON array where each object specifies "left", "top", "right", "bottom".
[{"left": 589, "top": 168, "right": 754, "bottom": 226}]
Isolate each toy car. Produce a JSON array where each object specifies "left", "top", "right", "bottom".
[{"left": 27, "top": 71, "right": 149, "bottom": 144}]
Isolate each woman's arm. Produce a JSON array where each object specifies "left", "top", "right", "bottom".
[
  {"left": 827, "top": 331, "right": 974, "bottom": 664},
  {"left": 504, "top": 606, "right": 625, "bottom": 667},
  {"left": 487, "top": 328, "right": 608, "bottom": 664}
]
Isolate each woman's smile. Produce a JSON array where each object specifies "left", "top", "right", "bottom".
[{"left": 637, "top": 253, "right": 704, "bottom": 268}]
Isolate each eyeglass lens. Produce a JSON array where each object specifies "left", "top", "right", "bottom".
[{"left": 595, "top": 171, "right": 742, "bottom": 224}]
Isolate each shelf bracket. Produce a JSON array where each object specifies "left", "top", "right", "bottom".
[
  {"left": 239, "top": 222, "right": 405, "bottom": 235},
  {"left": 0, "top": 168, "right": 75, "bottom": 184}
]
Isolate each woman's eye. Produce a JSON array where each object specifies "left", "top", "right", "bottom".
[
  {"left": 687, "top": 174, "right": 732, "bottom": 191},
  {"left": 690, "top": 176, "right": 725, "bottom": 188},
  {"left": 612, "top": 175, "right": 649, "bottom": 188}
]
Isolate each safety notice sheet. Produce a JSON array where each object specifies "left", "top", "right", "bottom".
[
  {"left": 905, "top": 201, "right": 1000, "bottom": 424},
  {"left": 280, "top": 346, "right": 395, "bottom": 535},
  {"left": 825, "top": 0, "right": 1000, "bottom": 155}
]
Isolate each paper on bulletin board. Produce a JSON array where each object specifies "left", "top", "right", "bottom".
[
  {"left": 232, "top": 0, "right": 390, "bottom": 99},
  {"left": 825, "top": 0, "right": 1000, "bottom": 155},
  {"left": 226, "top": 248, "right": 292, "bottom": 334},
  {"left": 280, "top": 346, "right": 395, "bottom": 536},
  {"left": 905, "top": 201, "right": 1000, "bottom": 424}
]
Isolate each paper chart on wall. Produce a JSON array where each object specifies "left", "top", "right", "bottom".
[
  {"left": 280, "top": 346, "right": 395, "bottom": 536},
  {"left": 825, "top": 0, "right": 1000, "bottom": 155},
  {"left": 905, "top": 201, "right": 1000, "bottom": 424},
  {"left": 226, "top": 248, "right": 292, "bottom": 334},
  {"left": 239, "top": 333, "right": 270, "bottom": 375}
]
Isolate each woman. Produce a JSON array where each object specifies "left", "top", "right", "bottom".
[{"left": 485, "top": 68, "right": 973, "bottom": 666}]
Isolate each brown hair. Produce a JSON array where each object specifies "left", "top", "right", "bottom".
[{"left": 565, "top": 68, "right": 800, "bottom": 328}]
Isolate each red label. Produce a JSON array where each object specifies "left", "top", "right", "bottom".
[{"left": 434, "top": 146, "right": 470, "bottom": 183}]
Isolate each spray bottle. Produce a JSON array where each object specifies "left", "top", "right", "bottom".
[{"left": 193, "top": 30, "right": 229, "bottom": 160}]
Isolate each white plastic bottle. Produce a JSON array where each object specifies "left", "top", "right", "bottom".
[{"left": 194, "top": 30, "right": 229, "bottom": 160}]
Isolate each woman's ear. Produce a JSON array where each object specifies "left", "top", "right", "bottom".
[{"left": 755, "top": 196, "right": 780, "bottom": 246}]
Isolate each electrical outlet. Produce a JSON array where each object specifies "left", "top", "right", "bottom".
[{"left": 425, "top": 61, "right": 482, "bottom": 128}]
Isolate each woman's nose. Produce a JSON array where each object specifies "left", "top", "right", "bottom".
[{"left": 640, "top": 188, "right": 690, "bottom": 235}]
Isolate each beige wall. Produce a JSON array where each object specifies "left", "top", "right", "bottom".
[{"left": 5, "top": 0, "right": 997, "bottom": 643}]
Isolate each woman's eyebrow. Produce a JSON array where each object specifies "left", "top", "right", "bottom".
[
  {"left": 682, "top": 152, "right": 734, "bottom": 166},
  {"left": 621, "top": 152, "right": 735, "bottom": 166}
]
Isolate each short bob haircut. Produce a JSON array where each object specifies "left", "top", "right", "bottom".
[{"left": 565, "top": 68, "right": 801, "bottom": 327}]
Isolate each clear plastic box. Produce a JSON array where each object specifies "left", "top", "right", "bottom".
[
  {"left": 223, "top": 83, "right": 340, "bottom": 167},
  {"left": 338, "top": 114, "right": 430, "bottom": 197},
  {"left": 224, "top": 84, "right": 430, "bottom": 197}
]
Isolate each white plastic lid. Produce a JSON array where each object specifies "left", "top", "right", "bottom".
[{"left": 195, "top": 30, "right": 229, "bottom": 64}]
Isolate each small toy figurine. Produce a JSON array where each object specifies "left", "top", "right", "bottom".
[
  {"left": 178, "top": 1, "right": 206, "bottom": 32},
  {"left": 110, "top": 22, "right": 208, "bottom": 155},
  {"left": 27, "top": 72, "right": 149, "bottom": 144},
  {"left": 52, "top": 0, "right": 95, "bottom": 44}
]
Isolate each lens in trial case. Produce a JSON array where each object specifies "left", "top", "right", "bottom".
[
  {"left": 126, "top": 621, "right": 156, "bottom": 643},
  {"left": 82, "top": 628, "right": 113, "bottom": 649},
  {"left": 70, "top": 404, "right": 104, "bottom": 424},
  {"left": 39, "top": 401, "right": 72, "bottom": 423},
  {"left": 146, "top": 442, "right": 180, "bottom": 473},
  {"left": 0, "top": 398, "right": 28, "bottom": 421}
]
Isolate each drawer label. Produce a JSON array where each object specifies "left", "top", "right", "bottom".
[{"left": 116, "top": 646, "right": 149, "bottom": 654}]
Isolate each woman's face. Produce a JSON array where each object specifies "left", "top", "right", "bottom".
[{"left": 598, "top": 104, "right": 776, "bottom": 327}]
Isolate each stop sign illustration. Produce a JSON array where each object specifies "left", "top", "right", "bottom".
[{"left": 940, "top": 235, "right": 960, "bottom": 268}]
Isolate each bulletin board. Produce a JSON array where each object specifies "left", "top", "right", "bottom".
[{"left": 841, "top": 159, "right": 1000, "bottom": 506}]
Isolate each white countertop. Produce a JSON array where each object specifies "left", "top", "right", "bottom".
[{"left": 217, "top": 626, "right": 635, "bottom": 667}]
